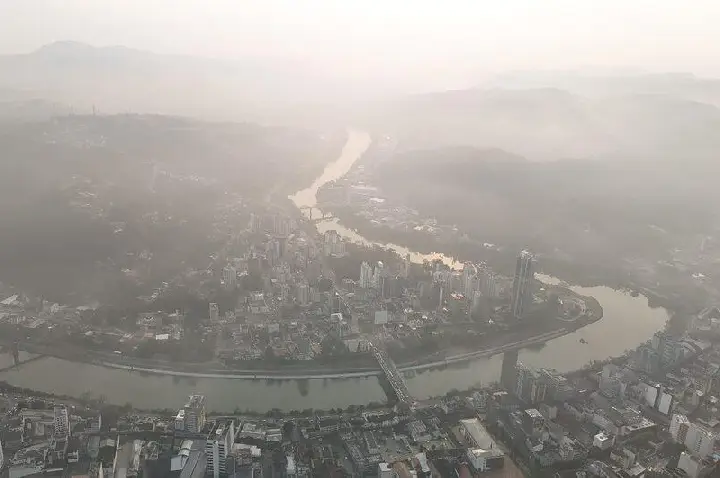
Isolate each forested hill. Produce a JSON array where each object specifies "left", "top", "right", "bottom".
[
  {"left": 0, "top": 114, "right": 345, "bottom": 303},
  {"left": 371, "top": 146, "right": 719, "bottom": 264}
]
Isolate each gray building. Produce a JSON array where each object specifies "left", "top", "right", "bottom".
[{"left": 510, "top": 250, "right": 534, "bottom": 320}]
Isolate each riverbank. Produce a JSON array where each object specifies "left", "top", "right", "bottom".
[
  {"left": 11, "top": 264, "right": 603, "bottom": 380},
  {"left": 91, "top": 328, "right": 570, "bottom": 379},
  {"left": 15, "top": 312, "right": 594, "bottom": 380}
]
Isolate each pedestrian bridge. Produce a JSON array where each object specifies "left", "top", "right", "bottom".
[{"left": 369, "top": 343, "right": 415, "bottom": 408}]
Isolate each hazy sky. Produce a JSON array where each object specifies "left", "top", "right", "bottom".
[{"left": 2, "top": 0, "right": 720, "bottom": 89}]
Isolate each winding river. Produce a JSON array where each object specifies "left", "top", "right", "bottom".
[{"left": 0, "top": 130, "right": 669, "bottom": 412}]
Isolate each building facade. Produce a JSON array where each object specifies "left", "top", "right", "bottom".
[
  {"left": 53, "top": 406, "right": 69, "bottom": 438},
  {"left": 206, "top": 419, "right": 236, "bottom": 478},
  {"left": 510, "top": 250, "right": 534, "bottom": 320},
  {"left": 176, "top": 395, "right": 206, "bottom": 434},
  {"left": 359, "top": 261, "right": 372, "bottom": 289}
]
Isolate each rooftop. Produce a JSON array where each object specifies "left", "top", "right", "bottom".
[
  {"left": 460, "top": 418, "right": 500, "bottom": 451},
  {"left": 185, "top": 395, "right": 206, "bottom": 409},
  {"left": 525, "top": 409, "right": 543, "bottom": 420},
  {"left": 208, "top": 419, "right": 235, "bottom": 440},
  {"left": 468, "top": 447, "right": 504, "bottom": 459}
]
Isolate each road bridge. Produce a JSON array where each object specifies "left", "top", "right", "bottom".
[
  {"left": 370, "top": 343, "right": 415, "bottom": 408},
  {"left": 298, "top": 206, "right": 333, "bottom": 221},
  {"left": 0, "top": 354, "right": 47, "bottom": 373}
]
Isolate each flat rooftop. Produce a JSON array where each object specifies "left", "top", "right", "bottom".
[
  {"left": 460, "top": 418, "right": 501, "bottom": 451},
  {"left": 208, "top": 419, "right": 235, "bottom": 439}
]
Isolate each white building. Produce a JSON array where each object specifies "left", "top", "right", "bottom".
[
  {"left": 671, "top": 413, "right": 716, "bottom": 458},
  {"left": 286, "top": 455, "right": 296, "bottom": 478},
  {"left": 174, "top": 410, "right": 186, "bottom": 431},
  {"left": 670, "top": 414, "right": 690, "bottom": 444},
  {"left": 53, "top": 406, "right": 69, "bottom": 438},
  {"left": 378, "top": 463, "right": 393, "bottom": 478},
  {"left": 372, "top": 261, "right": 387, "bottom": 291},
  {"left": 206, "top": 419, "right": 235, "bottom": 478},
  {"left": 177, "top": 395, "right": 206, "bottom": 434},
  {"left": 359, "top": 261, "right": 372, "bottom": 289},
  {"left": 593, "top": 432, "right": 614, "bottom": 450},
  {"left": 685, "top": 423, "right": 716, "bottom": 458},
  {"left": 459, "top": 419, "right": 504, "bottom": 461},
  {"left": 466, "top": 448, "right": 505, "bottom": 473},
  {"left": 222, "top": 265, "right": 237, "bottom": 290}
]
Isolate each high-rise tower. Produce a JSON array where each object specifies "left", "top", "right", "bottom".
[
  {"left": 510, "top": 250, "right": 534, "bottom": 320},
  {"left": 359, "top": 261, "right": 373, "bottom": 289}
]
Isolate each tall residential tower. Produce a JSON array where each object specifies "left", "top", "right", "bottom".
[
  {"left": 207, "top": 418, "right": 236, "bottom": 478},
  {"left": 175, "top": 394, "right": 207, "bottom": 434},
  {"left": 510, "top": 250, "right": 534, "bottom": 320},
  {"left": 359, "top": 261, "right": 373, "bottom": 289}
]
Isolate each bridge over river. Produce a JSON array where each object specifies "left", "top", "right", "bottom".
[
  {"left": 370, "top": 342, "right": 415, "bottom": 408},
  {"left": 369, "top": 328, "right": 572, "bottom": 407}
]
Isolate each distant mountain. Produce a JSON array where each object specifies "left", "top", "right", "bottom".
[
  {"left": 360, "top": 86, "right": 720, "bottom": 163},
  {"left": 485, "top": 70, "right": 720, "bottom": 106},
  {"left": 0, "top": 98, "right": 71, "bottom": 121},
  {"left": 0, "top": 42, "right": 351, "bottom": 122}
]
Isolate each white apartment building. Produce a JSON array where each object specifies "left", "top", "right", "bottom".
[{"left": 206, "top": 419, "right": 236, "bottom": 478}]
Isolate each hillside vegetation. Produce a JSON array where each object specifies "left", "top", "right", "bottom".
[
  {"left": 371, "top": 146, "right": 719, "bottom": 265},
  {"left": 0, "top": 114, "right": 344, "bottom": 302}
]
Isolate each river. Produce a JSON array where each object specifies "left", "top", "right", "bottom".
[{"left": 0, "top": 129, "right": 669, "bottom": 412}]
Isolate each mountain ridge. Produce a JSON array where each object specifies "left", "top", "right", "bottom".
[
  {"left": 0, "top": 41, "right": 345, "bottom": 122},
  {"left": 360, "top": 85, "right": 720, "bottom": 163}
]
